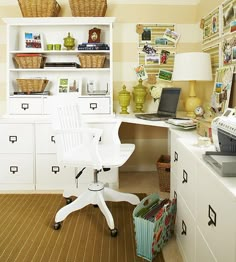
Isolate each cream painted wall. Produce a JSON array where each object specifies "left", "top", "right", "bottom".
[{"left": 0, "top": 0, "right": 223, "bottom": 171}]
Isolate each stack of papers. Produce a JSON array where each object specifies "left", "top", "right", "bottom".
[{"left": 167, "top": 118, "right": 197, "bottom": 129}]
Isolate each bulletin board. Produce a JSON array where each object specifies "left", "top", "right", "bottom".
[{"left": 136, "top": 23, "right": 178, "bottom": 82}]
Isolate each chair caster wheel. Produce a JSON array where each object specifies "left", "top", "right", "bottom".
[
  {"left": 54, "top": 222, "right": 61, "bottom": 230},
  {"left": 65, "top": 197, "right": 72, "bottom": 205},
  {"left": 110, "top": 228, "right": 118, "bottom": 237}
]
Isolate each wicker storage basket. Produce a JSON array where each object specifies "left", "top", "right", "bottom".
[
  {"left": 156, "top": 155, "right": 170, "bottom": 192},
  {"left": 78, "top": 54, "right": 106, "bottom": 68},
  {"left": 16, "top": 79, "right": 49, "bottom": 93},
  {"left": 14, "top": 55, "right": 46, "bottom": 69},
  {"left": 18, "top": 0, "right": 61, "bottom": 17},
  {"left": 69, "top": 0, "right": 107, "bottom": 17}
]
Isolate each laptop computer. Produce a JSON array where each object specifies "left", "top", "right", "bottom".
[{"left": 135, "top": 87, "right": 181, "bottom": 121}]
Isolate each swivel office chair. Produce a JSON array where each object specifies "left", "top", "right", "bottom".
[{"left": 50, "top": 94, "right": 140, "bottom": 237}]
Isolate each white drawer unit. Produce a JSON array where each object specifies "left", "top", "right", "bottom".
[
  {"left": 0, "top": 123, "right": 34, "bottom": 153},
  {"left": 0, "top": 154, "right": 34, "bottom": 185},
  {"left": 170, "top": 129, "right": 236, "bottom": 262},
  {"left": 196, "top": 160, "right": 236, "bottom": 262},
  {"left": 9, "top": 97, "right": 44, "bottom": 115},
  {"left": 175, "top": 194, "right": 196, "bottom": 262},
  {"left": 78, "top": 96, "right": 111, "bottom": 114},
  {"left": 196, "top": 227, "right": 217, "bottom": 262},
  {"left": 176, "top": 139, "right": 197, "bottom": 217},
  {"left": 35, "top": 154, "right": 76, "bottom": 190},
  {"left": 35, "top": 123, "right": 56, "bottom": 154}
]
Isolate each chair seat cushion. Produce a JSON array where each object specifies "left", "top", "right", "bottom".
[{"left": 62, "top": 143, "right": 135, "bottom": 169}]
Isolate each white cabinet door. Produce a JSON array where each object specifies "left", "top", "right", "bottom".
[
  {"left": 0, "top": 154, "right": 34, "bottom": 184},
  {"left": 196, "top": 160, "right": 236, "bottom": 262},
  {"left": 0, "top": 123, "right": 34, "bottom": 153},
  {"left": 36, "top": 154, "right": 76, "bottom": 190},
  {"left": 175, "top": 194, "right": 196, "bottom": 262}
]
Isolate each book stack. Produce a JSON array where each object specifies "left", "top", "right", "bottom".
[{"left": 77, "top": 42, "right": 110, "bottom": 50}]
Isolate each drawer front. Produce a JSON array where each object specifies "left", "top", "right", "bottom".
[
  {"left": 196, "top": 227, "right": 217, "bottom": 262},
  {"left": 35, "top": 124, "right": 56, "bottom": 153},
  {"left": 78, "top": 97, "right": 110, "bottom": 114},
  {"left": 0, "top": 154, "right": 34, "bottom": 184},
  {"left": 0, "top": 124, "right": 33, "bottom": 153},
  {"left": 36, "top": 154, "right": 76, "bottom": 190},
  {"left": 176, "top": 195, "right": 196, "bottom": 262},
  {"left": 196, "top": 161, "right": 236, "bottom": 262},
  {"left": 9, "top": 97, "right": 43, "bottom": 115},
  {"left": 177, "top": 140, "right": 196, "bottom": 217}
]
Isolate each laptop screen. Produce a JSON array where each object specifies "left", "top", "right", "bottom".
[{"left": 157, "top": 87, "right": 181, "bottom": 115}]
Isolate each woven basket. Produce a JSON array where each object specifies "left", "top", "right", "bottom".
[
  {"left": 156, "top": 155, "right": 170, "bottom": 193},
  {"left": 14, "top": 55, "right": 46, "bottom": 69},
  {"left": 69, "top": 0, "right": 107, "bottom": 17},
  {"left": 78, "top": 54, "right": 106, "bottom": 68},
  {"left": 18, "top": 0, "right": 61, "bottom": 17},
  {"left": 16, "top": 79, "right": 49, "bottom": 93}
]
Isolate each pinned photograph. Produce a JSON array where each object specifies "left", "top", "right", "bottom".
[
  {"left": 160, "top": 50, "right": 170, "bottom": 64},
  {"left": 155, "top": 37, "right": 168, "bottom": 45},
  {"left": 158, "top": 69, "right": 172, "bottom": 81},
  {"left": 163, "top": 28, "right": 180, "bottom": 44},
  {"left": 141, "top": 28, "right": 151, "bottom": 42},
  {"left": 142, "top": 42, "right": 156, "bottom": 54},
  {"left": 230, "top": 20, "right": 236, "bottom": 32},
  {"left": 134, "top": 65, "right": 148, "bottom": 80},
  {"left": 212, "top": 14, "right": 218, "bottom": 33},
  {"left": 145, "top": 54, "right": 160, "bottom": 65}
]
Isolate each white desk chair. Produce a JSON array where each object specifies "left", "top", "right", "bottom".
[{"left": 50, "top": 94, "right": 140, "bottom": 237}]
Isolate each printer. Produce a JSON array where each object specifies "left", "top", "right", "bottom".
[{"left": 203, "top": 108, "right": 236, "bottom": 176}]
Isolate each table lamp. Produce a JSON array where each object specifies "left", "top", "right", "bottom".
[{"left": 172, "top": 52, "right": 212, "bottom": 117}]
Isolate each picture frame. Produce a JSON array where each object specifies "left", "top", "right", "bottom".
[
  {"left": 58, "top": 78, "right": 82, "bottom": 94},
  {"left": 141, "top": 28, "right": 151, "bottom": 43},
  {"left": 23, "top": 32, "right": 44, "bottom": 51}
]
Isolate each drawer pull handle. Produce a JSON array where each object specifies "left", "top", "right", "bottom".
[
  {"left": 9, "top": 136, "right": 17, "bottom": 144},
  {"left": 208, "top": 205, "right": 217, "bottom": 227},
  {"left": 51, "top": 136, "right": 56, "bottom": 143},
  {"left": 182, "top": 170, "right": 188, "bottom": 183},
  {"left": 174, "top": 151, "right": 178, "bottom": 162},
  {"left": 10, "top": 166, "right": 18, "bottom": 174},
  {"left": 181, "top": 220, "right": 187, "bottom": 235},
  {"left": 90, "top": 103, "right": 97, "bottom": 110},
  {"left": 21, "top": 103, "right": 29, "bottom": 110},
  {"left": 52, "top": 166, "right": 60, "bottom": 174},
  {"left": 174, "top": 191, "right": 177, "bottom": 199}
]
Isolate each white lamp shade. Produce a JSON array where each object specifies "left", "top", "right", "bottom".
[{"left": 172, "top": 52, "right": 212, "bottom": 81}]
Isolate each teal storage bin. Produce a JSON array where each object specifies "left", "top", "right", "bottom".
[{"left": 133, "top": 193, "right": 177, "bottom": 261}]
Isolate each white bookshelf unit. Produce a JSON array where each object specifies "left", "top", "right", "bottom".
[{"left": 4, "top": 17, "right": 115, "bottom": 116}]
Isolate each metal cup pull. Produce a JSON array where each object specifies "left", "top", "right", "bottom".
[
  {"left": 9, "top": 136, "right": 17, "bottom": 144},
  {"left": 181, "top": 220, "right": 187, "bottom": 235},
  {"left": 90, "top": 103, "right": 97, "bottom": 110},
  {"left": 174, "top": 151, "right": 178, "bottom": 162},
  {"left": 208, "top": 205, "right": 217, "bottom": 227},
  {"left": 182, "top": 170, "right": 188, "bottom": 183},
  {"left": 10, "top": 166, "right": 18, "bottom": 174},
  {"left": 21, "top": 103, "right": 29, "bottom": 110},
  {"left": 52, "top": 166, "right": 60, "bottom": 174},
  {"left": 51, "top": 136, "right": 56, "bottom": 143}
]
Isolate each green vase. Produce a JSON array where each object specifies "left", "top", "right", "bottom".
[
  {"left": 132, "top": 79, "right": 147, "bottom": 113},
  {"left": 118, "top": 85, "right": 131, "bottom": 114},
  {"left": 63, "top": 32, "right": 75, "bottom": 50}
]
